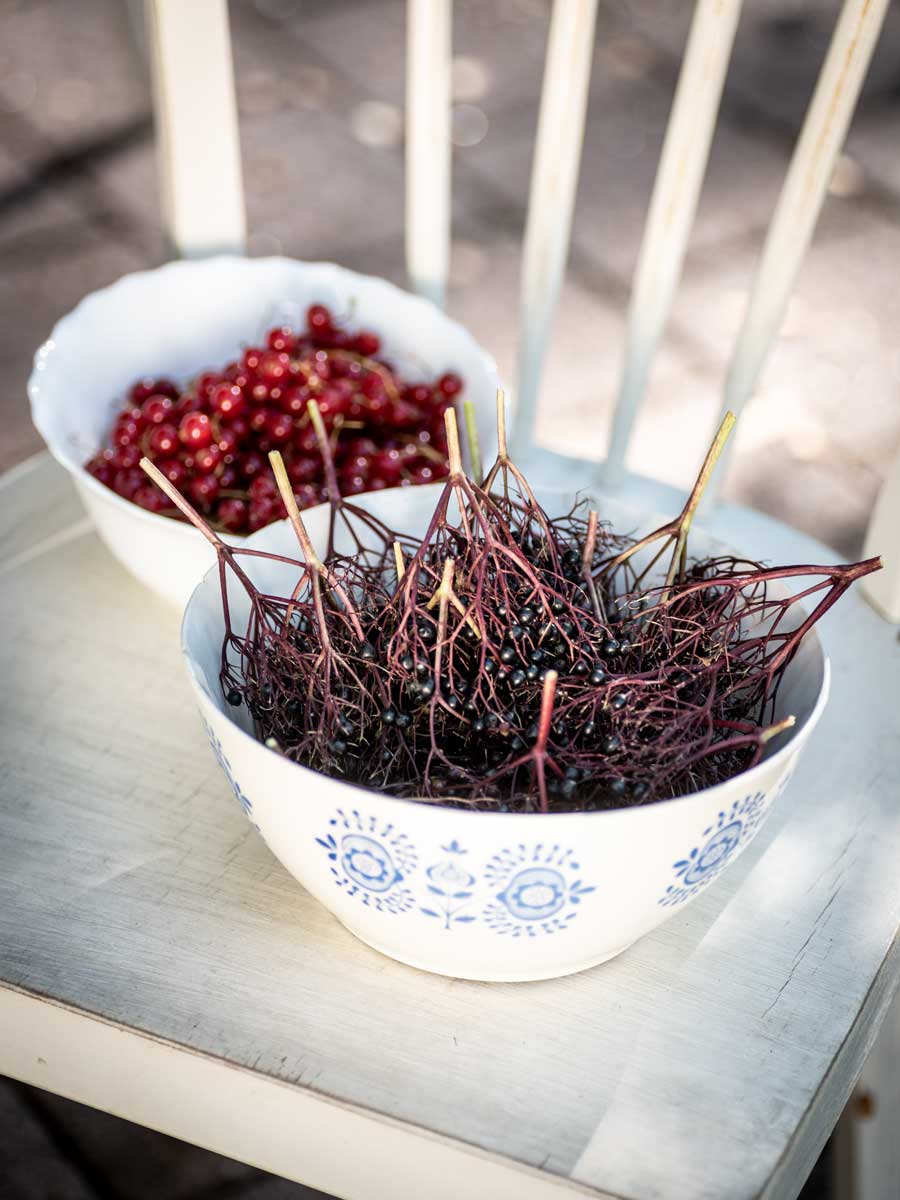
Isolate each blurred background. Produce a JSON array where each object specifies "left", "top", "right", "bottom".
[{"left": 1, "top": 0, "right": 898, "bottom": 1196}]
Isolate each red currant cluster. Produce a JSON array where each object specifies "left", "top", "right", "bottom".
[{"left": 85, "top": 303, "right": 462, "bottom": 535}]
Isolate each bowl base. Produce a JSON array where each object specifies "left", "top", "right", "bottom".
[{"left": 338, "top": 922, "right": 637, "bottom": 982}]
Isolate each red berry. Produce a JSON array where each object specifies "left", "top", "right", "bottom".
[
  {"left": 267, "top": 326, "right": 297, "bottom": 354},
  {"left": 112, "top": 444, "right": 142, "bottom": 470},
  {"left": 219, "top": 465, "right": 238, "bottom": 489},
  {"left": 179, "top": 411, "right": 213, "bottom": 449},
  {"left": 113, "top": 467, "right": 143, "bottom": 498},
  {"left": 189, "top": 474, "right": 220, "bottom": 507},
  {"left": 259, "top": 351, "right": 290, "bottom": 387},
  {"left": 242, "top": 347, "right": 263, "bottom": 374},
  {"left": 156, "top": 458, "right": 188, "bottom": 487},
  {"left": 86, "top": 456, "right": 115, "bottom": 486},
  {"left": 266, "top": 410, "right": 294, "bottom": 443},
  {"left": 141, "top": 393, "right": 174, "bottom": 424},
  {"left": 248, "top": 497, "right": 278, "bottom": 532},
  {"left": 211, "top": 382, "right": 246, "bottom": 420},
  {"left": 239, "top": 451, "right": 265, "bottom": 479},
  {"left": 373, "top": 448, "right": 402, "bottom": 482},
  {"left": 438, "top": 372, "right": 463, "bottom": 398},
  {"left": 194, "top": 444, "right": 222, "bottom": 473},
  {"left": 411, "top": 464, "right": 436, "bottom": 484},
  {"left": 174, "top": 393, "right": 204, "bottom": 417},
  {"left": 249, "top": 475, "right": 278, "bottom": 502},
  {"left": 133, "top": 484, "right": 168, "bottom": 512},
  {"left": 280, "top": 385, "right": 310, "bottom": 417},
  {"left": 229, "top": 416, "right": 249, "bottom": 441},
  {"left": 113, "top": 412, "right": 144, "bottom": 448},
  {"left": 147, "top": 423, "right": 179, "bottom": 458},
  {"left": 339, "top": 473, "right": 369, "bottom": 496},
  {"left": 287, "top": 455, "right": 318, "bottom": 485},
  {"left": 316, "top": 387, "right": 350, "bottom": 423},
  {"left": 249, "top": 406, "right": 273, "bottom": 434},
  {"left": 360, "top": 372, "right": 384, "bottom": 400},
  {"left": 217, "top": 498, "right": 248, "bottom": 532},
  {"left": 409, "top": 384, "right": 432, "bottom": 407},
  {"left": 195, "top": 371, "right": 221, "bottom": 399},
  {"left": 293, "top": 483, "right": 321, "bottom": 508},
  {"left": 217, "top": 427, "right": 241, "bottom": 458},
  {"left": 354, "top": 330, "right": 380, "bottom": 357},
  {"left": 307, "top": 304, "right": 333, "bottom": 336}
]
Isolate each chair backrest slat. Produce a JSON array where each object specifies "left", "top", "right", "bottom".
[
  {"left": 405, "top": 0, "right": 452, "bottom": 309},
  {"left": 604, "top": 0, "right": 744, "bottom": 485},
  {"left": 709, "top": 0, "right": 889, "bottom": 500},
  {"left": 511, "top": 0, "right": 599, "bottom": 459},
  {"left": 147, "top": 0, "right": 245, "bottom": 259}
]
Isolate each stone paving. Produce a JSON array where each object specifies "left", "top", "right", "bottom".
[{"left": 3, "top": 0, "right": 899, "bottom": 1194}]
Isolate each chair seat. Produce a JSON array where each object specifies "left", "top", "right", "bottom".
[{"left": 1, "top": 452, "right": 898, "bottom": 1200}]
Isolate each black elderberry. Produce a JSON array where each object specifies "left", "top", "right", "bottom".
[
  {"left": 572, "top": 660, "right": 588, "bottom": 677},
  {"left": 472, "top": 717, "right": 485, "bottom": 734},
  {"left": 418, "top": 677, "right": 435, "bottom": 699},
  {"left": 396, "top": 711, "right": 412, "bottom": 729},
  {"left": 526, "top": 664, "right": 540, "bottom": 682},
  {"left": 484, "top": 657, "right": 497, "bottom": 674},
  {"left": 609, "top": 778, "right": 627, "bottom": 798},
  {"left": 601, "top": 734, "right": 621, "bottom": 755},
  {"left": 337, "top": 714, "right": 354, "bottom": 736},
  {"left": 380, "top": 705, "right": 397, "bottom": 725},
  {"left": 518, "top": 606, "right": 536, "bottom": 625},
  {"left": 359, "top": 642, "right": 376, "bottom": 661},
  {"left": 529, "top": 647, "right": 544, "bottom": 663},
  {"left": 508, "top": 624, "right": 525, "bottom": 641},
  {"left": 400, "top": 653, "right": 414, "bottom": 671},
  {"left": 602, "top": 638, "right": 620, "bottom": 657},
  {"left": 227, "top": 689, "right": 242, "bottom": 707},
  {"left": 509, "top": 669, "right": 527, "bottom": 688},
  {"left": 582, "top": 720, "right": 596, "bottom": 738},
  {"left": 499, "top": 644, "right": 516, "bottom": 664},
  {"left": 328, "top": 738, "right": 348, "bottom": 755},
  {"left": 589, "top": 666, "right": 607, "bottom": 686},
  {"left": 632, "top": 782, "right": 649, "bottom": 801},
  {"left": 485, "top": 712, "right": 500, "bottom": 729},
  {"left": 610, "top": 692, "right": 627, "bottom": 711}
]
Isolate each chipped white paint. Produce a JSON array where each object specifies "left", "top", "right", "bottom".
[
  {"left": 405, "top": 0, "right": 452, "bottom": 308},
  {"left": 511, "top": 0, "right": 599, "bottom": 459},
  {"left": 861, "top": 452, "right": 900, "bottom": 622},
  {"left": 711, "top": 0, "right": 890, "bottom": 497},
  {"left": 605, "top": 0, "right": 744, "bottom": 485},
  {"left": 147, "top": 0, "right": 246, "bottom": 258},
  {"left": 2, "top": 455, "right": 900, "bottom": 1200}
]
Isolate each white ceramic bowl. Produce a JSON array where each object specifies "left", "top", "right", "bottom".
[
  {"left": 182, "top": 485, "right": 830, "bottom": 982},
  {"left": 29, "top": 256, "right": 501, "bottom": 607}
]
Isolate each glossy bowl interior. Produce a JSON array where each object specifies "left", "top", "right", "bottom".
[
  {"left": 181, "top": 484, "right": 829, "bottom": 981},
  {"left": 29, "top": 256, "right": 501, "bottom": 607}
]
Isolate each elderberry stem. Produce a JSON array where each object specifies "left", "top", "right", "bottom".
[
  {"left": 463, "top": 399, "right": 483, "bottom": 485},
  {"left": 664, "top": 411, "right": 735, "bottom": 591}
]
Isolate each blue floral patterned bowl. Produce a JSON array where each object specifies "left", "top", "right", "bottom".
[{"left": 181, "top": 485, "right": 829, "bottom": 981}]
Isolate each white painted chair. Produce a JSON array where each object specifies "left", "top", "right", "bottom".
[{"left": 2, "top": 4, "right": 895, "bottom": 1199}]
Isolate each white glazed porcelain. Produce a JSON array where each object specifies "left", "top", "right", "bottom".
[
  {"left": 28, "top": 256, "right": 501, "bottom": 607},
  {"left": 181, "top": 483, "right": 830, "bottom": 982}
]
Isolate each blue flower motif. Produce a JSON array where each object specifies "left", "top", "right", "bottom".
[
  {"left": 204, "top": 722, "right": 255, "bottom": 827},
  {"left": 341, "top": 835, "right": 400, "bottom": 892},
  {"left": 316, "top": 809, "right": 418, "bottom": 915},
  {"left": 498, "top": 867, "right": 566, "bottom": 920},
  {"left": 483, "top": 844, "right": 596, "bottom": 937},
  {"left": 421, "top": 849, "right": 477, "bottom": 929},
  {"left": 659, "top": 791, "right": 768, "bottom": 907}
]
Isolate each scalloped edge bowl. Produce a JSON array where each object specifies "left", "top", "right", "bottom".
[
  {"left": 29, "top": 256, "right": 501, "bottom": 607},
  {"left": 181, "top": 483, "right": 830, "bottom": 981}
]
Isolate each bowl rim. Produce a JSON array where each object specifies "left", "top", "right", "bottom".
[
  {"left": 27, "top": 254, "right": 502, "bottom": 543},
  {"left": 180, "top": 500, "right": 832, "bottom": 825}
]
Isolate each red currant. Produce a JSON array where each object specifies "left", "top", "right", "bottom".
[
  {"left": 133, "top": 484, "right": 168, "bottom": 513},
  {"left": 189, "top": 474, "right": 220, "bottom": 507},
  {"left": 217, "top": 497, "right": 248, "bottom": 532},
  {"left": 354, "top": 330, "right": 380, "bottom": 357},
  {"left": 179, "top": 411, "right": 213, "bottom": 449},
  {"left": 211, "top": 383, "right": 246, "bottom": 420},
  {"left": 141, "top": 393, "right": 174, "bottom": 424},
  {"left": 194, "top": 444, "right": 222, "bottom": 473},
  {"left": 266, "top": 326, "right": 297, "bottom": 354},
  {"left": 307, "top": 304, "right": 333, "bottom": 336},
  {"left": 147, "top": 423, "right": 179, "bottom": 458}
]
